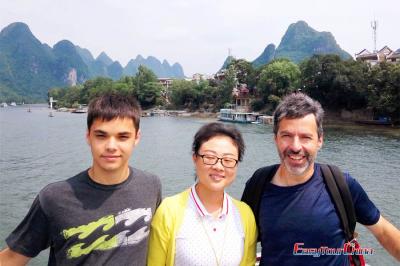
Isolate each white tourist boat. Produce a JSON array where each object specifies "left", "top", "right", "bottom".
[{"left": 218, "top": 108, "right": 259, "bottom": 123}]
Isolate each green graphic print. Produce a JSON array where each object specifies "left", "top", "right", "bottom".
[{"left": 62, "top": 208, "right": 152, "bottom": 259}]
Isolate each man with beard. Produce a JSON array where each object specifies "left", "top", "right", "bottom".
[{"left": 242, "top": 92, "right": 400, "bottom": 265}]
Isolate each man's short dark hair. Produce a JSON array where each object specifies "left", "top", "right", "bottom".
[
  {"left": 273, "top": 92, "right": 324, "bottom": 137},
  {"left": 192, "top": 122, "right": 245, "bottom": 161},
  {"left": 87, "top": 93, "right": 141, "bottom": 131}
]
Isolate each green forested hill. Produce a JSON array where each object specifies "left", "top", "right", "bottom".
[
  {"left": 0, "top": 22, "right": 185, "bottom": 101},
  {"left": 275, "top": 21, "right": 352, "bottom": 62},
  {"left": 53, "top": 40, "right": 90, "bottom": 84},
  {"left": 0, "top": 22, "right": 61, "bottom": 100},
  {"left": 252, "top": 44, "right": 276, "bottom": 68},
  {"left": 251, "top": 21, "right": 352, "bottom": 67}
]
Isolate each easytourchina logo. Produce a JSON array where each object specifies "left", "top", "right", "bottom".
[{"left": 293, "top": 240, "right": 374, "bottom": 258}]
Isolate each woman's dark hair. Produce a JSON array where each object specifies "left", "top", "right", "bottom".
[
  {"left": 87, "top": 93, "right": 141, "bottom": 132},
  {"left": 192, "top": 122, "right": 245, "bottom": 161}
]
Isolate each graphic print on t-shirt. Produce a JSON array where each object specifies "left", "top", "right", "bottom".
[{"left": 62, "top": 208, "right": 152, "bottom": 259}]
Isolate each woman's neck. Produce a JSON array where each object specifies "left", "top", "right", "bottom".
[{"left": 195, "top": 183, "right": 224, "bottom": 218}]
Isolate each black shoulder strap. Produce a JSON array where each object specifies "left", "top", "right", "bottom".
[
  {"left": 241, "top": 164, "right": 279, "bottom": 229},
  {"left": 320, "top": 164, "right": 357, "bottom": 241}
]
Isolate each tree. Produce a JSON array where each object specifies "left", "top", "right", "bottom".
[
  {"left": 217, "top": 65, "right": 237, "bottom": 108},
  {"left": 136, "top": 65, "right": 157, "bottom": 90},
  {"left": 137, "top": 82, "right": 163, "bottom": 109},
  {"left": 114, "top": 76, "right": 136, "bottom": 97},
  {"left": 63, "top": 85, "right": 83, "bottom": 107},
  {"left": 367, "top": 63, "right": 400, "bottom": 123},
  {"left": 227, "top": 59, "right": 256, "bottom": 87},
  {"left": 132, "top": 66, "right": 159, "bottom": 108},
  {"left": 169, "top": 80, "right": 199, "bottom": 109},
  {"left": 300, "top": 54, "right": 368, "bottom": 110},
  {"left": 195, "top": 80, "right": 217, "bottom": 110},
  {"left": 82, "top": 77, "right": 114, "bottom": 101},
  {"left": 257, "top": 59, "right": 300, "bottom": 105}
]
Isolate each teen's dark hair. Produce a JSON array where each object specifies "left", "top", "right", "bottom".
[
  {"left": 87, "top": 93, "right": 141, "bottom": 131},
  {"left": 192, "top": 122, "right": 245, "bottom": 161},
  {"left": 273, "top": 92, "right": 324, "bottom": 138}
]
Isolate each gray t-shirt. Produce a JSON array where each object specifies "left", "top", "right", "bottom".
[{"left": 6, "top": 167, "right": 161, "bottom": 266}]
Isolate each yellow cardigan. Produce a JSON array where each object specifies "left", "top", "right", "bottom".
[{"left": 147, "top": 189, "right": 257, "bottom": 266}]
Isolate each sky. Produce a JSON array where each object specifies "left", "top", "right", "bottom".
[{"left": 1, "top": 0, "right": 399, "bottom": 76}]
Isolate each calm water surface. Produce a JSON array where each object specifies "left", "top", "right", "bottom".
[{"left": 0, "top": 105, "right": 399, "bottom": 265}]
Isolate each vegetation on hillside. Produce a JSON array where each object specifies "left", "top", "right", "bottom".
[
  {"left": 48, "top": 56, "right": 400, "bottom": 123},
  {"left": 0, "top": 22, "right": 185, "bottom": 102}
]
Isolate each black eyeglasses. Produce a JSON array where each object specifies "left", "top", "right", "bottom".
[{"left": 197, "top": 154, "right": 238, "bottom": 168}]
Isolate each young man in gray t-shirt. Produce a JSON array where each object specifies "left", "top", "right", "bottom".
[{"left": 0, "top": 93, "right": 162, "bottom": 265}]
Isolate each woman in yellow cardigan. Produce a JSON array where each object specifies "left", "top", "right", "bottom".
[{"left": 148, "top": 122, "right": 257, "bottom": 266}]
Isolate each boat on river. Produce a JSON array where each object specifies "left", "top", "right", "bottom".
[
  {"left": 218, "top": 108, "right": 259, "bottom": 123},
  {"left": 71, "top": 107, "right": 88, "bottom": 113}
]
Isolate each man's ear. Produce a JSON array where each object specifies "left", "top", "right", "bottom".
[
  {"left": 317, "top": 133, "right": 323, "bottom": 150},
  {"left": 86, "top": 130, "right": 91, "bottom": 146},
  {"left": 134, "top": 129, "right": 141, "bottom": 146}
]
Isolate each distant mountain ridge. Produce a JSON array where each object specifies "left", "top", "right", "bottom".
[
  {"left": 0, "top": 22, "right": 61, "bottom": 99},
  {"left": 222, "top": 20, "right": 352, "bottom": 69},
  {"left": 0, "top": 22, "right": 185, "bottom": 100},
  {"left": 274, "top": 21, "right": 352, "bottom": 63},
  {"left": 252, "top": 44, "right": 276, "bottom": 68}
]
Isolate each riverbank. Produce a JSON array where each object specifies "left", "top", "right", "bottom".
[
  {"left": 184, "top": 111, "right": 219, "bottom": 119},
  {"left": 322, "top": 111, "right": 399, "bottom": 137},
  {"left": 142, "top": 109, "right": 219, "bottom": 119},
  {"left": 174, "top": 109, "right": 398, "bottom": 126}
]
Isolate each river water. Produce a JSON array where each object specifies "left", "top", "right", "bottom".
[{"left": 0, "top": 105, "right": 399, "bottom": 265}]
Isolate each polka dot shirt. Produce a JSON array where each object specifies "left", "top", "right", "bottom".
[{"left": 174, "top": 185, "right": 244, "bottom": 266}]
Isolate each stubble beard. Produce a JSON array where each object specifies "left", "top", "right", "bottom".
[{"left": 279, "top": 148, "right": 316, "bottom": 177}]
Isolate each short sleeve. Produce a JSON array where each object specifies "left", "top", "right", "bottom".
[
  {"left": 345, "top": 173, "right": 380, "bottom": 226},
  {"left": 6, "top": 195, "right": 50, "bottom": 258}
]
